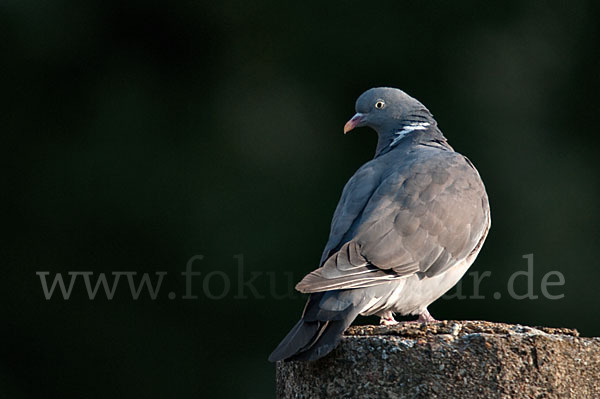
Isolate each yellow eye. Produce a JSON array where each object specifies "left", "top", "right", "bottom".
[{"left": 375, "top": 100, "right": 385, "bottom": 109}]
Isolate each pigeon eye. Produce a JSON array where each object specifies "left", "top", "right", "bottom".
[{"left": 375, "top": 100, "right": 385, "bottom": 109}]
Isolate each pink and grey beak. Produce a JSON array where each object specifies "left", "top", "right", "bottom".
[{"left": 343, "top": 113, "right": 366, "bottom": 134}]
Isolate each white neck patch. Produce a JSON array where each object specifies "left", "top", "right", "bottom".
[{"left": 390, "top": 122, "right": 430, "bottom": 147}]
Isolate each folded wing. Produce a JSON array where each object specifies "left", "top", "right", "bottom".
[{"left": 297, "top": 149, "right": 489, "bottom": 294}]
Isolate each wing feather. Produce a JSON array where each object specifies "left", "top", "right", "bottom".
[{"left": 297, "top": 147, "right": 490, "bottom": 294}]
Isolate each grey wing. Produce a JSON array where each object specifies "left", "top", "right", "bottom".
[
  {"left": 318, "top": 161, "right": 382, "bottom": 266},
  {"left": 297, "top": 150, "right": 490, "bottom": 293}
]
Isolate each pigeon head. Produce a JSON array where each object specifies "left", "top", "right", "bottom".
[{"left": 344, "top": 87, "right": 432, "bottom": 135}]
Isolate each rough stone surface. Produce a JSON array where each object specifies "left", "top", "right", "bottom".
[{"left": 275, "top": 321, "right": 600, "bottom": 398}]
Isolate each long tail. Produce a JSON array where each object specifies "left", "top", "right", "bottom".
[{"left": 268, "top": 291, "right": 362, "bottom": 362}]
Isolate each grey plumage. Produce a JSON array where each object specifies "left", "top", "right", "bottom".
[{"left": 269, "top": 87, "right": 490, "bottom": 362}]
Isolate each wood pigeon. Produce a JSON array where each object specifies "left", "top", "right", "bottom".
[{"left": 269, "top": 87, "right": 491, "bottom": 362}]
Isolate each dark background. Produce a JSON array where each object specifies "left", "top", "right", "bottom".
[{"left": 3, "top": 0, "right": 599, "bottom": 397}]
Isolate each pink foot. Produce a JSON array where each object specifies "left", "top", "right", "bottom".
[
  {"left": 379, "top": 311, "right": 399, "bottom": 326},
  {"left": 416, "top": 309, "right": 437, "bottom": 323}
]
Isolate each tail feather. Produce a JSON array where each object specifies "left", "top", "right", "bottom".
[
  {"left": 268, "top": 319, "right": 321, "bottom": 362},
  {"left": 268, "top": 291, "right": 362, "bottom": 362},
  {"left": 288, "top": 317, "right": 355, "bottom": 361}
]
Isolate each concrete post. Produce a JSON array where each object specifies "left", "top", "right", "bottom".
[{"left": 276, "top": 321, "right": 600, "bottom": 398}]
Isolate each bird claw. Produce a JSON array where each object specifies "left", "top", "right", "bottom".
[
  {"left": 379, "top": 311, "right": 399, "bottom": 326},
  {"left": 416, "top": 309, "right": 437, "bottom": 323},
  {"left": 380, "top": 318, "right": 399, "bottom": 326}
]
